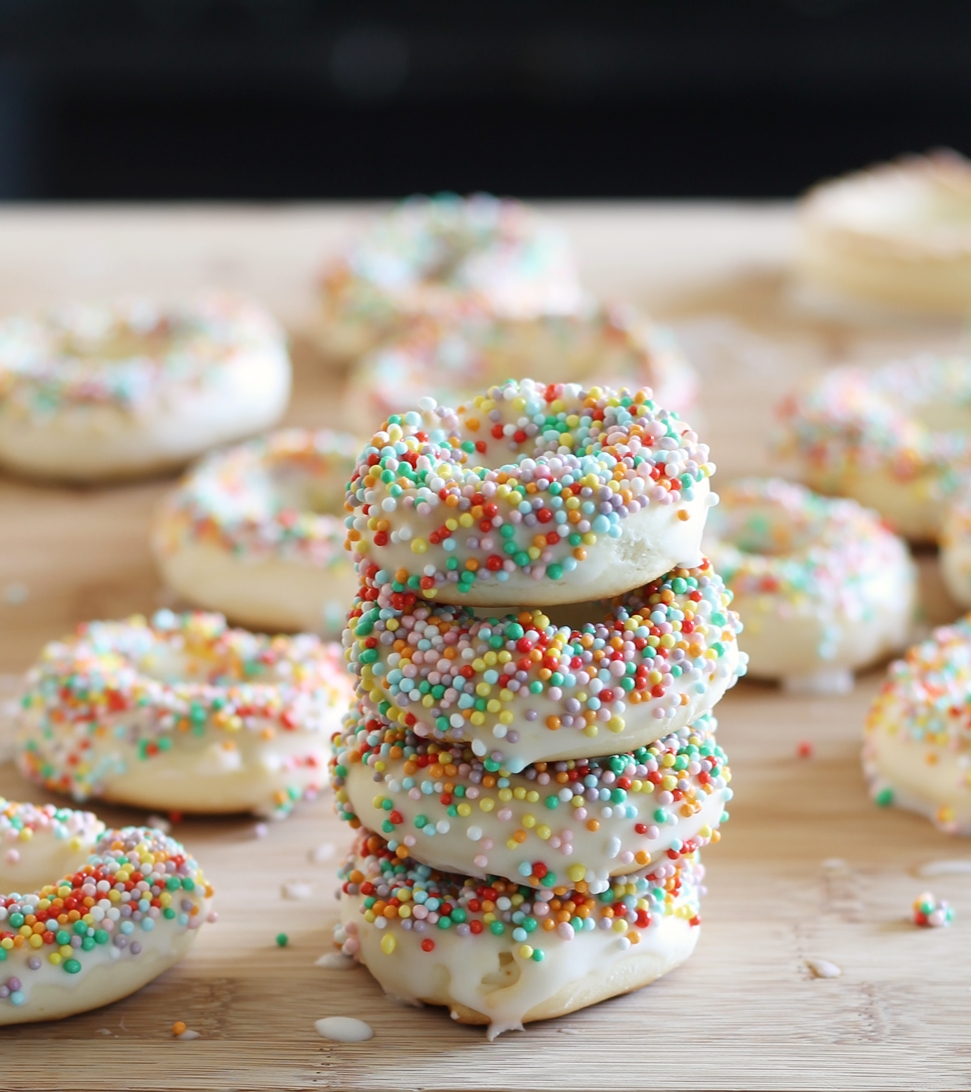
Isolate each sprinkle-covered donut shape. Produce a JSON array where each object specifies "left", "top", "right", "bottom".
[
  {"left": 153, "top": 429, "right": 360, "bottom": 636},
  {"left": 345, "top": 304, "right": 698, "bottom": 431},
  {"left": 865, "top": 617, "right": 971, "bottom": 833},
  {"left": 345, "top": 378, "right": 716, "bottom": 607},
  {"left": 797, "top": 152, "right": 971, "bottom": 317},
  {"left": 314, "top": 193, "right": 584, "bottom": 359},
  {"left": 15, "top": 610, "right": 353, "bottom": 819},
  {"left": 343, "top": 560, "right": 745, "bottom": 773},
  {"left": 704, "top": 478, "right": 915, "bottom": 694},
  {"left": 940, "top": 492, "right": 971, "bottom": 608},
  {"left": 334, "top": 830, "right": 702, "bottom": 1039},
  {"left": 776, "top": 356, "right": 971, "bottom": 541},
  {"left": 332, "top": 706, "right": 730, "bottom": 885},
  {"left": 0, "top": 292, "right": 291, "bottom": 482},
  {"left": 0, "top": 803, "right": 213, "bottom": 1025}
]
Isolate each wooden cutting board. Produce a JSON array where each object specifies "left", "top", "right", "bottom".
[{"left": 1, "top": 203, "right": 970, "bottom": 1092}]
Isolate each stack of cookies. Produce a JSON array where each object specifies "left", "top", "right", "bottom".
[{"left": 331, "top": 378, "right": 745, "bottom": 1038}]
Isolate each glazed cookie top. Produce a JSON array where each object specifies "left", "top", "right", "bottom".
[
  {"left": 322, "top": 193, "right": 582, "bottom": 324},
  {"left": 332, "top": 708, "right": 729, "bottom": 884},
  {"left": 154, "top": 428, "right": 359, "bottom": 566},
  {"left": 1, "top": 799, "right": 104, "bottom": 850},
  {"left": 347, "top": 304, "right": 698, "bottom": 426},
  {"left": 345, "top": 377, "right": 715, "bottom": 599},
  {"left": 868, "top": 618, "right": 971, "bottom": 748},
  {"left": 0, "top": 293, "right": 287, "bottom": 420},
  {"left": 0, "top": 825, "right": 211, "bottom": 976},
  {"left": 777, "top": 356, "right": 971, "bottom": 482},
  {"left": 344, "top": 560, "right": 744, "bottom": 771},
  {"left": 705, "top": 478, "right": 911, "bottom": 621},
  {"left": 17, "top": 610, "right": 352, "bottom": 800}
]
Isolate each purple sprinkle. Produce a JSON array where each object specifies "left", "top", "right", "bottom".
[
  {"left": 7, "top": 978, "right": 21, "bottom": 991},
  {"left": 129, "top": 942, "right": 142, "bottom": 955}
]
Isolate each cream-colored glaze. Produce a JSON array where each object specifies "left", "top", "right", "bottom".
[
  {"left": 16, "top": 712, "right": 342, "bottom": 818},
  {"left": 0, "top": 809, "right": 103, "bottom": 895},
  {"left": 863, "top": 725, "right": 971, "bottom": 834},
  {"left": 0, "top": 349, "right": 291, "bottom": 483},
  {"left": 375, "top": 481, "right": 714, "bottom": 608},
  {"left": 345, "top": 305, "right": 699, "bottom": 431},
  {"left": 797, "top": 153, "right": 971, "bottom": 315},
  {"left": 726, "top": 570, "right": 913, "bottom": 684},
  {"left": 342, "top": 735, "right": 730, "bottom": 884},
  {"left": 802, "top": 464, "right": 945, "bottom": 543},
  {"left": 0, "top": 927, "right": 203, "bottom": 1026},
  {"left": 357, "top": 625, "right": 743, "bottom": 775},
  {"left": 337, "top": 892, "right": 698, "bottom": 1040},
  {"left": 156, "top": 540, "right": 359, "bottom": 637}
]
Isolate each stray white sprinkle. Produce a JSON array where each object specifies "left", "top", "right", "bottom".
[
  {"left": 822, "top": 858, "right": 846, "bottom": 870},
  {"left": 146, "top": 815, "right": 172, "bottom": 833},
  {"left": 176, "top": 1029, "right": 201, "bottom": 1041},
  {"left": 314, "top": 1016, "right": 373, "bottom": 1042},
  {"left": 253, "top": 823, "right": 269, "bottom": 839},
  {"left": 96, "top": 1028, "right": 112, "bottom": 1036},
  {"left": 918, "top": 859, "right": 971, "bottom": 878},
  {"left": 806, "top": 958, "right": 841, "bottom": 979},
  {"left": 315, "top": 952, "right": 357, "bottom": 970},
  {"left": 283, "top": 882, "right": 313, "bottom": 900},
  {"left": 311, "top": 842, "right": 336, "bottom": 863},
  {"left": 2, "top": 582, "right": 28, "bottom": 606}
]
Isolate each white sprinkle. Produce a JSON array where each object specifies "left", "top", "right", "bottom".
[
  {"left": 311, "top": 842, "right": 335, "bottom": 863},
  {"left": 315, "top": 952, "right": 357, "bottom": 970},
  {"left": 96, "top": 1028, "right": 112, "bottom": 1036},
  {"left": 806, "top": 958, "right": 841, "bottom": 979},
  {"left": 176, "top": 1030, "right": 201, "bottom": 1041},
  {"left": 283, "top": 882, "right": 313, "bottom": 900},
  {"left": 822, "top": 858, "right": 846, "bottom": 870},
  {"left": 253, "top": 823, "right": 269, "bottom": 839},
  {"left": 918, "top": 859, "right": 971, "bottom": 878},
  {"left": 146, "top": 815, "right": 172, "bottom": 834},
  {"left": 314, "top": 1016, "right": 373, "bottom": 1042},
  {"left": 2, "top": 582, "right": 28, "bottom": 606}
]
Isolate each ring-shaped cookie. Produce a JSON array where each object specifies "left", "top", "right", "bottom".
[
  {"left": 0, "top": 293, "right": 291, "bottom": 482},
  {"left": 0, "top": 802, "right": 212, "bottom": 1025},
  {"left": 705, "top": 478, "right": 915, "bottom": 693},
  {"left": 16, "top": 610, "right": 352, "bottom": 818},
  {"left": 865, "top": 617, "right": 971, "bottom": 833},
  {"left": 153, "top": 429, "right": 360, "bottom": 636},
  {"left": 345, "top": 377, "right": 715, "bottom": 607},
  {"left": 315, "top": 193, "right": 583, "bottom": 359},
  {"left": 777, "top": 356, "right": 971, "bottom": 541},
  {"left": 797, "top": 152, "right": 971, "bottom": 317},
  {"left": 334, "top": 830, "right": 702, "bottom": 1039},
  {"left": 332, "top": 706, "right": 730, "bottom": 885},
  {"left": 344, "top": 559, "right": 745, "bottom": 773},
  {"left": 345, "top": 304, "right": 698, "bottom": 430}
]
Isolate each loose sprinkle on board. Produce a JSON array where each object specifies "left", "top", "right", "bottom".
[{"left": 314, "top": 1016, "right": 373, "bottom": 1042}]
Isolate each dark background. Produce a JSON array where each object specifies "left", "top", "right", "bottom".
[{"left": 1, "top": 0, "right": 969, "bottom": 201}]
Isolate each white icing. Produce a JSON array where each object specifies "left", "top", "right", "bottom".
[{"left": 314, "top": 1016, "right": 374, "bottom": 1042}]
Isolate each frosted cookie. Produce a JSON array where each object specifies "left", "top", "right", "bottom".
[
  {"left": 797, "top": 152, "right": 971, "bottom": 317},
  {"left": 777, "top": 356, "right": 971, "bottom": 540},
  {"left": 865, "top": 617, "right": 971, "bottom": 833},
  {"left": 346, "top": 304, "right": 697, "bottom": 430},
  {"left": 344, "top": 560, "right": 745, "bottom": 772},
  {"left": 0, "top": 293, "right": 290, "bottom": 482},
  {"left": 705, "top": 478, "right": 914, "bottom": 693},
  {"left": 314, "top": 193, "right": 583, "bottom": 359},
  {"left": 333, "top": 706, "right": 730, "bottom": 885},
  {"left": 345, "top": 377, "right": 716, "bottom": 607},
  {"left": 16, "top": 610, "right": 352, "bottom": 819},
  {"left": 334, "top": 830, "right": 702, "bottom": 1039},
  {"left": 154, "top": 428, "right": 359, "bottom": 636},
  {"left": 0, "top": 806, "right": 212, "bottom": 1025}
]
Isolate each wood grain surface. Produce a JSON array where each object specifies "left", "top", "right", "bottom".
[{"left": 1, "top": 203, "right": 971, "bottom": 1092}]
